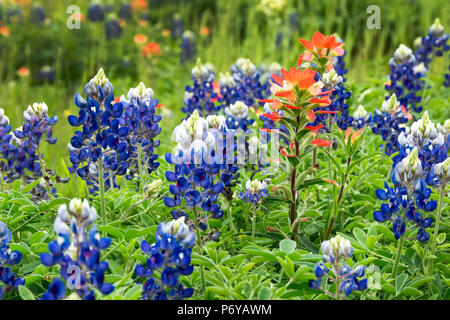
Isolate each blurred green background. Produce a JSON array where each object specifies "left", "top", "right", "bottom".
[{"left": 0, "top": 0, "right": 449, "bottom": 185}]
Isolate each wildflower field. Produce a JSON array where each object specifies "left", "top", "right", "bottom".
[{"left": 0, "top": 0, "right": 449, "bottom": 302}]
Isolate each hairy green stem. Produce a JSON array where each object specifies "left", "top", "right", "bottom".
[
  {"left": 392, "top": 234, "right": 405, "bottom": 280},
  {"left": 251, "top": 206, "right": 257, "bottom": 242},
  {"left": 227, "top": 199, "right": 236, "bottom": 233},
  {"left": 195, "top": 226, "right": 206, "bottom": 293},
  {"left": 137, "top": 144, "right": 145, "bottom": 193},
  {"left": 427, "top": 185, "right": 445, "bottom": 278},
  {"left": 98, "top": 157, "right": 106, "bottom": 226}
]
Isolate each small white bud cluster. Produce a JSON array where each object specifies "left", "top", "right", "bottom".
[
  {"left": 392, "top": 44, "right": 415, "bottom": 65},
  {"left": 173, "top": 110, "right": 216, "bottom": 163},
  {"left": 233, "top": 58, "right": 257, "bottom": 76},
  {"left": 398, "top": 111, "right": 445, "bottom": 147},
  {"left": 191, "top": 58, "right": 215, "bottom": 82},
  {"left": 381, "top": 94, "right": 401, "bottom": 114},
  {"left": 434, "top": 158, "right": 450, "bottom": 181},
  {"left": 84, "top": 68, "right": 114, "bottom": 99},
  {"left": 393, "top": 147, "right": 423, "bottom": 186},
  {"left": 127, "top": 81, "right": 154, "bottom": 105},
  {"left": 23, "top": 102, "right": 48, "bottom": 121},
  {"left": 321, "top": 235, "right": 353, "bottom": 263},
  {"left": 219, "top": 72, "right": 237, "bottom": 88},
  {"left": 144, "top": 179, "right": 164, "bottom": 198},
  {"left": 54, "top": 198, "right": 97, "bottom": 236},
  {"left": 225, "top": 101, "right": 249, "bottom": 120},
  {"left": 158, "top": 217, "right": 195, "bottom": 248},
  {"left": 429, "top": 18, "right": 444, "bottom": 36},
  {"left": 245, "top": 179, "right": 268, "bottom": 194},
  {"left": 0, "top": 108, "right": 10, "bottom": 126},
  {"left": 321, "top": 68, "right": 343, "bottom": 90}
]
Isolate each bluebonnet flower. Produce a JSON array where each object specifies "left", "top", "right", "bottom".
[
  {"left": 135, "top": 217, "right": 195, "bottom": 300},
  {"left": 68, "top": 68, "right": 131, "bottom": 192},
  {"left": 180, "top": 31, "right": 196, "bottom": 64},
  {"left": 414, "top": 19, "right": 449, "bottom": 71},
  {"left": 373, "top": 177, "right": 434, "bottom": 242},
  {"left": 310, "top": 235, "right": 368, "bottom": 298},
  {"left": 308, "top": 65, "right": 352, "bottom": 131},
  {"left": 164, "top": 110, "right": 225, "bottom": 241},
  {"left": 0, "top": 221, "right": 25, "bottom": 299},
  {"left": 289, "top": 12, "right": 299, "bottom": 31},
  {"left": 228, "top": 58, "right": 270, "bottom": 109},
  {"left": 218, "top": 72, "right": 239, "bottom": 108},
  {"left": 334, "top": 51, "right": 349, "bottom": 82},
  {"left": 238, "top": 179, "right": 269, "bottom": 206},
  {"left": 259, "top": 62, "right": 282, "bottom": 85},
  {"left": 88, "top": 1, "right": 105, "bottom": 22},
  {"left": 171, "top": 15, "right": 184, "bottom": 40},
  {"left": 224, "top": 101, "right": 255, "bottom": 131},
  {"left": 120, "top": 82, "right": 162, "bottom": 182},
  {"left": 0, "top": 108, "right": 18, "bottom": 182},
  {"left": 394, "top": 112, "right": 447, "bottom": 186},
  {"left": 30, "top": 6, "right": 46, "bottom": 26},
  {"left": 12, "top": 102, "right": 65, "bottom": 198},
  {"left": 385, "top": 44, "right": 425, "bottom": 113},
  {"left": 371, "top": 93, "right": 409, "bottom": 156},
  {"left": 40, "top": 198, "right": 114, "bottom": 300},
  {"left": 374, "top": 147, "right": 435, "bottom": 242},
  {"left": 431, "top": 157, "right": 450, "bottom": 188},
  {"left": 352, "top": 105, "right": 372, "bottom": 129},
  {"left": 6, "top": 6, "right": 23, "bottom": 24},
  {"left": 118, "top": 2, "right": 132, "bottom": 21},
  {"left": 105, "top": 16, "right": 122, "bottom": 40},
  {"left": 182, "top": 59, "right": 220, "bottom": 116},
  {"left": 37, "top": 65, "right": 55, "bottom": 83}
]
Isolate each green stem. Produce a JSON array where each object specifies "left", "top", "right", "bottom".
[
  {"left": 98, "top": 157, "right": 106, "bottom": 226},
  {"left": 251, "top": 206, "right": 257, "bottom": 242},
  {"left": 195, "top": 226, "right": 206, "bottom": 293},
  {"left": 227, "top": 199, "right": 236, "bottom": 233},
  {"left": 427, "top": 185, "right": 445, "bottom": 278},
  {"left": 137, "top": 144, "right": 145, "bottom": 193},
  {"left": 392, "top": 234, "right": 405, "bottom": 280},
  {"left": 37, "top": 143, "right": 51, "bottom": 196},
  {"left": 325, "top": 156, "right": 352, "bottom": 239}
]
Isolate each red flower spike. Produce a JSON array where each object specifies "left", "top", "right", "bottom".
[
  {"left": 258, "top": 99, "right": 275, "bottom": 103},
  {"left": 262, "top": 112, "right": 283, "bottom": 122},
  {"left": 317, "top": 110, "right": 338, "bottom": 114},
  {"left": 283, "top": 104, "right": 303, "bottom": 110},
  {"left": 311, "top": 139, "right": 331, "bottom": 147},
  {"left": 280, "top": 146, "right": 296, "bottom": 157},
  {"left": 306, "top": 110, "right": 316, "bottom": 121},
  {"left": 305, "top": 124, "right": 324, "bottom": 131},
  {"left": 309, "top": 97, "right": 331, "bottom": 105}
]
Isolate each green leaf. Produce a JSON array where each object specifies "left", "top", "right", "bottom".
[
  {"left": 18, "top": 285, "right": 35, "bottom": 300},
  {"left": 123, "top": 284, "right": 143, "bottom": 300},
  {"left": 395, "top": 274, "right": 409, "bottom": 294},
  {"left": 407, "top": 276, "right": 435, "bottom": 288},
  {"left": 21, "top": 180, "right": 42, "bottom": 194},
  {"left": 191, "top": 253, "right": 215, "bottom": 269},
  {"left": 400, "top": 287, "right": 422, "bottom": 297},
  {"left": 279, "top": 239, "right": 296, "bottom": 254},
  {"left": 262, "top": 196, "right": 293, "bottom": 205},
  {"left": 437, "top": 233, "right": 446, "bottom": 244},
  {"left": 257, "top": 287, "right": 272, "bottom": 300},
  {"left": 374, "top": 224, "right": 396, "bottom": 242},
  {"left": 99, "top": 225, "right": 123, "bottom": 239},
  {"left": 381, "top": 283, "right": 396, "bottom": 294},
  {"left": 353, "top": 227, "right": 367, "bottom": 245}
]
